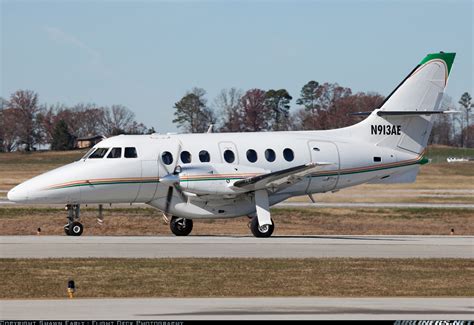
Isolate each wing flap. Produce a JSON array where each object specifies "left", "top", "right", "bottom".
[{"left": 232, "top": 162, "right": 333, "bottom": 192}]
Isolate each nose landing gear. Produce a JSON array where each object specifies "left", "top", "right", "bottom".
[{"left": 64, "top": 204, "right": 83, "bottom": 236}]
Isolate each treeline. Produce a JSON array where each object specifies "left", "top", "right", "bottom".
[
  {"left": 173, "top": 83, "right": 385, "bottom": 133},
  {"left": 1, "top": 84, "right": 472, "bottom": 152},
  {"left": 430, "top": 92, "right": 473, "bottom": 148},
  {"left": 173, "top": 83, "right": 473, "bottom": 147},
  {"left": 0, "top": 90, "right": 153, "bottom": 152}
]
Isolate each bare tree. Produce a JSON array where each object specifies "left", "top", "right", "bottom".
[
  {"left": 37, "top": 103, "right": 69, "bottom": 144},
  {"left": 428, "top": 95, "right": 456, "bottom": 146},
  {"left": 214, "top": 88, "right": 243, "bottom": 132},
  {"left": 69, "top": 103, "right": 105, "bottom": 138},
  {"left": 7, "top": 90, "right": 42, "bottom": 151},
  {"left": 0, "top": 98, "right": 7, "bottom": 151},
  {"left": 240, "top": 88, "right": 270, "bottom": 132},
  {"left": 292, "top": 91, "right": 383, "bottom": 131},
  {"left": 100, "top": 105, "right": 136, "bottom": 136},
  {"left": 0, "top": 107, "right": 20, "bottom": 152}
]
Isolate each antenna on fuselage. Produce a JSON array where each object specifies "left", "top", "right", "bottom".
[{"left": 207, "top": 124, "right": 214, "bottom": 133}]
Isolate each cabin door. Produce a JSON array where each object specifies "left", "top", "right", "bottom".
[{"left": 306, "top": 141, "right": 340, "bottom": 193}]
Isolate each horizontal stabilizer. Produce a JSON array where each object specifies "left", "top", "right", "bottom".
[
  {"left": 351, "top": 110, "right": 460, "bottom": 117},
  {"left": 377, "top": 110, "right": 460, "bottom": 116}
]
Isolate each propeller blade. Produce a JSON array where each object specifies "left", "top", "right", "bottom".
[{"left": 164, "top": 186, "right": 173, "bottom": 216}]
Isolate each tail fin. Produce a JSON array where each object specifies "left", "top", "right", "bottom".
[{"left": 350, "top": 52, "right": 456, "bottom": 154}]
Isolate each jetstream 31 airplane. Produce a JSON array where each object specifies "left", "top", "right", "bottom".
[{"left": 8, "top": 52, "right": 456, "bottom": 237}]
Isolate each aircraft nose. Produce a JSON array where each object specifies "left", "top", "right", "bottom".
[{"left": 7, "top": 184, "right": 29, "bottom": 203}]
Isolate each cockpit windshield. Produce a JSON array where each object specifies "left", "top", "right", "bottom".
[
  {"left": 82, "top": 146, "right": 138, "bottom": 160},
  {"left": 81, "top": 147, "right": 96, "bottom": 160},
  {"left": 88, "top": 148, "right": 109, "bottom": 159}
]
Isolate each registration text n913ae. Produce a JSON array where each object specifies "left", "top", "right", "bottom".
[{"left": 371, "top": 125, "right": 401, "bottom": 135}]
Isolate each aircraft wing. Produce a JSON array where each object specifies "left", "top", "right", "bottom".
[{"left": 232, "top": 162, "right": 333, "bottom": 192}]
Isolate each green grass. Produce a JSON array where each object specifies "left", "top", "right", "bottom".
[
  {"left": 425, "top": 145, "right": 474, "bottom": 164},
  {"left": 0, "top": 150, "right": 85, "bottom": 165},
  {"left": 0, "top": 258, "right": 472, "bottom": 298}
]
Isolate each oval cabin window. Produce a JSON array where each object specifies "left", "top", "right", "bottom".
[
  {"left": 265, "top": 149, "right": 276, "bottom": 162},
  {"left": 180, "top": 151, "right": 192, "bottom": 164},
  {"left": 162, "top": 151, "right": 173, "bottom": 165},
  {"left": 283, "top": 148, "right": 294, "bottom": 162},
  {"left": 199, "top": 150, "right": 211, "bottom": 162},
  {"left": 223, "top": 150, "right": 235, "bottom": 163},
  {"left": 246, "top": 149, "right": 257, "bottom": 163}
]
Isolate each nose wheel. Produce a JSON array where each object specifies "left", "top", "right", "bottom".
[
  {"left": 64, "top": 221, "right": 84, "bottom": 236},
  {"left": 64, "top": 204, "right": 83, "bottom": 236}
]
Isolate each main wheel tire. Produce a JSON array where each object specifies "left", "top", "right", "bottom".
[
  {"left": 69, "top": 221, "right": 84, "bottom": 236},
  {"left": 170, "top": 217, "right": 193, "bottom": 236},
  {"left": 250, "top": 216, "right": 274, "bottom": 238}
]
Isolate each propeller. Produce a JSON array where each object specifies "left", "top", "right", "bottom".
[{"left": 158, "top": 143, "right": 187, "bottom": 216}]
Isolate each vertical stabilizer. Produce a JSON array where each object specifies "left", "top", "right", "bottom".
[{"left": 349, "top": 52, "right": 456, "bottom": 154}]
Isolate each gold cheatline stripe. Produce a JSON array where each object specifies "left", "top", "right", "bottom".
[
  {"left": 180, "top": 173, "right": 260, "bottom": 180},
  {"left": 47, "top": 177, "right": 160, "bottom": 189},
  {"left": 46, "top": 152, "right": 425, "bottom": 190}
]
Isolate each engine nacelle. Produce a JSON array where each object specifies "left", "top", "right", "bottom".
[{"left": 179, "top": 163, "right": 267, "bottom": 195}]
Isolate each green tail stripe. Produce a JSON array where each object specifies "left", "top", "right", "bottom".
[{"left": 419, "top": 52, "right": 456, "bottom": 75}]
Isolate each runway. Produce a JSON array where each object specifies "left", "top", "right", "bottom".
[
  {"left": 277, "top": 202, "right": 474, "bottom": 209},
  {"left": 1, "top": 235, "right": 472, "bottom": 258},
  {"left": 1, "top": 297, "right": 472, "bottom": 320}
]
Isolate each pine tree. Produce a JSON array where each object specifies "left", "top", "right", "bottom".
[
  {"left": 296, "top": 81, "right": 320, "bottom": 114},
  {"left": 51, "top": 120, "right": 75, "bottom": 151},
  {"left": 172, "top": 88, "right": 214, "bottom": 133},
  {"left": 458, "top": 92, "right": 473, "bottom": 148},
  {"left": 264, "top": 89, "right": 292, "bottom": 131}
]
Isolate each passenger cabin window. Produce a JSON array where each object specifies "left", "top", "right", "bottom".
[
  {"left": 283, "top": 148, "right": 294, "bottom": 162},
  {"left": 162, "top": 151, "right": 173, "bottom": 165},
  {"left": 124, "top": 147, "right": 138, "bottom": 158},
  {"left": 199, "top": 150, "right": 210, "bottom": 162},
  {"left": 223, "top": 150, "right": 235, "bottom": 163},
  {"left": 246, "top": 149, "right": 257, "bottom": 163},
  {"left": 89, "top": 148, "right": 109, "bottom": 159},
  {"left": 265, "top": 149, "right": 276, "bottom": 162},
  {"left": 107, "top": 147, "right": 122, "bottom": 159},
  {"left": 180, "top": 151, "right": 192, "bottom": 164}
]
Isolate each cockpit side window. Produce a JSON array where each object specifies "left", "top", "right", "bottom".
[
  {"left": 124, "top": 147, "right": 138, "bottom": 158},
  {"left": 88, "top": 148, "right": 109, "bottom": 159},
  {"left": 107, "top": 147, "right": 122, "bottom": 159}
]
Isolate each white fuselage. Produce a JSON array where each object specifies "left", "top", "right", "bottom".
[{"left": 7, "top": 129, "right": 422, "bottom": 219}]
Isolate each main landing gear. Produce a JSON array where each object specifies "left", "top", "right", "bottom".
[
  {"left": 64, "top": 204, "right": 83, "bottom": 236},
  {"left": 170, "top": 216, "right": 193, "bottom": 236},
  {"left": 250, "top": 216, "right": 274, "bottom": 238}
]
